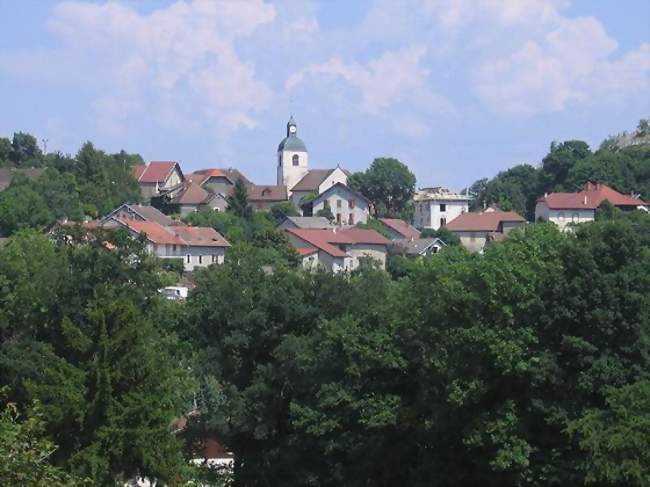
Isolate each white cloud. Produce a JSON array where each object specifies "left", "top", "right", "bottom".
[
  {"left": 286, "top": 46, "right": 451, "bottom": 116},
  {"left": 2, "top": 0, "right": 276, "bottom": 135}
]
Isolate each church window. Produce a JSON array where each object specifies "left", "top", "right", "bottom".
[{"left": 292, "top": 154, "right": 299, "bottom": 166}]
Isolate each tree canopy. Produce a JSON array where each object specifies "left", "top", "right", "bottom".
[{"left": 348, "top": 157, "right": 416, "bottom": 219}]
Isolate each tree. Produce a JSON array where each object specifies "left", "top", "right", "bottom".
[
  {"left": 0, "top": 397, "right": 87, "bottom": 486},
  {"left": 0, "top": 137, "right": 12, "bottom": 166},
  {"left": 316, "top": 206, "right": 334, "bottom": 222},
  {"left": 349, "top": 158, "right": 416, "bottom": 218},
  {"left": 539, "top": 140, "right": 591, "bottom": 192},
  {"left": 10, "top": 132, "right": 43, "bottom": 166},
  {"left": 0, "top": 175, "right": 52, "bottom": 235},
  {"left": 420, "top": 226, "right": 461, "bottom": 245},
  {"left": 227, "top": 179, "right": 253, "bottom": 219},
  {"left": 0, "top": 230, "right": 191, "bottom": 485},
  {"left": 269, "top": 201, "right": 299, "bottom": 226},
  {"left": 567, "top": 380, "right": 650, "bottom": 486}
]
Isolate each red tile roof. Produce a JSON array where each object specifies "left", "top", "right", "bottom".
[
  {"left": 286, "top": 228, "right": 389, "bottom": 257},
  {"left": 378, "top": 218, "right": 421, "bottom": 239},
  {"left": 117, "top": 219, "right": 186, "bottom": 245},
  {"left": 172, "top": 226, "right": 231, "bottom": 247},
  {"left": 538, "top": 182, "right": 648, "bottom": 210},
  {"left": 114, "top": 218, "right": 230, "bottom": 247},
  {"left": 192, "top": 168, "right": 250, "bottom": 185},
  {"left": 131, "top": 164, "right": 146, "bottom": 181},
  {"left": 297, "top": 247, "right": 318, "bottom": 256},
  {"left": 139, "top": 161, "right": 182, "bottom": 184},
  {"left": 446, "top": 210, "right": 526, "bottom": 232},
  {"left": 247, "top": 184, "right": 288, "bottom": 202}
]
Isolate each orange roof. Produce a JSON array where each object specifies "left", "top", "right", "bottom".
[
  {"left": 247, "top": 184, "right": 288, "bottom": 202},
  {"left": 286, "top": 228, "right": 389, "bottom": 257},
  {"left": 446, "top": 210, "right": 526, "bottom": 232},
  {"left": 378, "top": 218, "right": 421, "bottom": 239},
  {"left": 538, "top": 182, "right": 648, "bottom": 210},
  {"left": 117, "top": 219, "right": 185, "bottom": 245},
  {"left": 297, "top": 247, "right": 318, "bottom": 256}
]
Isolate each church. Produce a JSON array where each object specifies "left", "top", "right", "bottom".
[{"left": 276, "top": 116, "right": 351, "bottom": 209}]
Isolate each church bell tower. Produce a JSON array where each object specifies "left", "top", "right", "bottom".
[{"left": 277, "top": 116, "right": 309, "bottom": 192}]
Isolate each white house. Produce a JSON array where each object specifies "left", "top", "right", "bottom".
[
  {"left": 445, "top": 209, "right": 526, "bottom": 252},
  {"left": 535, "top": 181, "right": 649, "bottom": 231},
  {"left": 414, "top": 187, "right": 472, "bottom": 230},
  {"left": 103, "top": 218, "right": 230, "bottom": 271},
  {"left": 308, "top": 183, "right": 371, "bottom": 226},
  {"left": 285, "top": 227, "right": 390, "bottom": 272}
]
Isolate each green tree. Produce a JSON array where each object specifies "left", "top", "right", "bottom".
[
  {"left": 0, "top": 397, "right": 87, "bottom": 486},
  {"left": 316, "top": 206, "right": 334, "bottom": 222},
  {"left": 349, "top": 157, "right": 416, "bottom": 218},
  {"left": 227, "top": 179, "right": 253, "bottom": 219},
  {"left": 269, "top": 201, "right": 299, "bottom": 226},
  {"left": 0, "top": 230, "right": 191, "bottom": 485},
  {"left": 0, "top": 137, "right": 12, "bottom": 166},
  {"left": 567, "top": 380, "right": 650, "bottom": 486},
  {"left": 10, "top": 132, "right": 43, "bottom": 166},
  {"left": 420, "top": 226, "right": 461, "bottom": 245}
]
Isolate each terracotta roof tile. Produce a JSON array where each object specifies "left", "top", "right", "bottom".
[
  {"left": 117, "top": 219, "right": 186, "bottom": 245},
  {"left": 139, "top": 161, "right": 182, "bottom": 184},
  {"left": 446, "top": 210, "right": 526, "bottom": 232},
  {"left": 172, "top": 183, "right": 210, "bottom": 205},
  {"left": 172, "top": 226, "right": 230, "bottom": 247},
  {"left": 538, "top": 182, "right": 648, "bottom": 210},
  {"left": 131, "top": 164, "right": 146, "bottom": 181},
  {"left": 379, "top": 218, "right": 421, "bottom": 239},
  {"left": 247, "top": 184, "right": 287, "bottom": 202}
]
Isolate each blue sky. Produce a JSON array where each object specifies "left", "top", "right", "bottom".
[{"left": 1, "top": 0, "right": 648, "bottom": 190}]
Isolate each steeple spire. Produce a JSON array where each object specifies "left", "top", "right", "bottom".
[{"left": 287, "top": 116, "right": 297, "bottom": 137}]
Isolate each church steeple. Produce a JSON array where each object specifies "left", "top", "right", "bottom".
[{"left": 287, "top": 115, "right": 297, "bottom": 137}]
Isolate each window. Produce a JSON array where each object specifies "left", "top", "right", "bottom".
[
  {"left": 572, "top": 213, "right": 579, "bottom": 223},
  {"left": 558, "top": 212, "right": 565, "bottom": 221},
  {"left": 186, "top": 255, "right": 191, "bottom": 263},
  {"left": 336, "top": 213, "right": 342, "bottom": 224},
  {"left": 292, "top": 154, "right": 299, "bottom": 166},
  {"left": 278, "top": 154, "right": 282, "bottom": 167},
  {"left": 324, "top": 200, "right": 330, "bottom": 209},
  {"left": 211, "top": 254, "right": 217, "bottom": 263},
  {"left": 173, "top": 244, "right": 177, "bottom": 251},
  {"left": 440, "top": 203, "right": 446, "bottom": 212},
  {"left": 348, "top": 214, "right": 354, "bottom": 225},
  {"left": 440, "top": 217, "right": 447, "bottom": 227},
  {"left": 349, "top": 199, "right": 355, "bottom": 209},
  {"left": 198, "top": 255, "right": 203, "bottom": 264},
  {"left": 470, "top": 233, "right": 476, "bottom": 242},
  {"left": 337, "top": 199, "right": 342, "bottom": 208}
]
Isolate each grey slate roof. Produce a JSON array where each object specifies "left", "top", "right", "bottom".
[{"left": 282, "top": 216, "right": 334, "bottom": 229}]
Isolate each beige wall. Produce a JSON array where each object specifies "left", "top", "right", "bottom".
[
  {"left": 453, "top": 231, "right": 488, "bottom": 252},
  {"left": 347, "top": 244, "right": 387, "bottom": 270}
]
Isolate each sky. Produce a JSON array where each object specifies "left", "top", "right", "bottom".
[{"left": 1, "top": 0, "right": 649, "bottom": 190}]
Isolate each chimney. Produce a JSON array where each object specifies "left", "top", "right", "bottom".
[
  {"left": 544, "top": 192, "right": 548, "bottom": 197},
  {"left": 583, "top": 194, "right": 588, "bottom": 205}
]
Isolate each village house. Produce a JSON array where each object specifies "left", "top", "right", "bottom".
[
  {"left": 414, "top": 187, "right": 472, "bottom": 230},
  {"left": 445, "top": 208, "right": 526, "bottom": 252},
  {"left": 535, "top": 181, "right": 649, "bottom": 231},
  {"left": 307, "top": 182, "right": 370, "bottom": 226},
  {"left": 247, "top": 184, "right": 288, "bottom": 210},
  {"left": 284, "top": 227, "right": 390, "bottom": 272},
  {"left": 377, "top": 218, "right": 421, "bottom": 240},
  {"left": 103, "top": 217, "right": 230, "bottom": 271},
  {"left": 132, "top": 161, "right": 184, "bottom": 199}
]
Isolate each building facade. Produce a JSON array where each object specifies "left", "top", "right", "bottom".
[{"left": 414, "top": 187, "right": 472, "bottom": 230}]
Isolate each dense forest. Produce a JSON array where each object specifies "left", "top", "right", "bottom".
[{"left": 0, "top": 124, "right": 649, "bottom": 486}]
